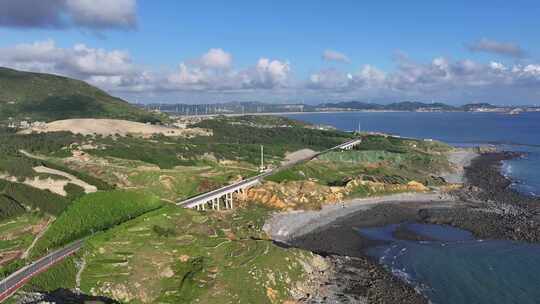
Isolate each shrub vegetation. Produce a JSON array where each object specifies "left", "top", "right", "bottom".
[
  {"left": 3, "top": 182, "right": 71, "bottom": 216},
  {"left": 32, "top": 190, "right": 163, "bottom": 257}
]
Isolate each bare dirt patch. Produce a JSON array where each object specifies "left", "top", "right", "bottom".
[
  {"left": 19, "top": 118, "right": 211, "bottom": 138},
  {"left": 0, "top": 250, "right": 22, "bottom": 266},
  {"left": 25, "top": 166, "right": 98, "bottom": 196},
  {"left": 282, "top": 149, "right": 317, "bottom": 166}
]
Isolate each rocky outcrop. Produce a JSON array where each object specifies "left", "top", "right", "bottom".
[
  {"left": 421, "top": 152, "right": 540, "bottom": 243},
  {"left": 345, "top": 178, "right": 429, "bottom": 193},
  {"left": 244, "top": 181, "right": 344, "bottom": 210},
  {"left": 244, "top": 177, "right": 429, "bottom": 210}
]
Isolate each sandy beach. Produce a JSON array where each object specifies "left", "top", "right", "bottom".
[
  {"left": 264, "top": 148, "right": 477, "bottom": 241},
  {"left": 264, "top": 192, "right": 454, "bottom": 242}
]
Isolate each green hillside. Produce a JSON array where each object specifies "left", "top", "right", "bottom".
[{"left": 0, "top": 67, "right": 163, "bottom": 122}]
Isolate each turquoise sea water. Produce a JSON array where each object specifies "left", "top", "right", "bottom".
[
  {"left": 359, "top": 224, "right": 540, "bottom": 304},
  {"left": 284, "top": 111, "right": 540, "bottom": 196}
]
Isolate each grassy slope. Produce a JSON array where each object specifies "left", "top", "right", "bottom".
[
  {"left": 23, "top": 190, "right": 164, "bottom": 292},
  {"left": 267, "top": 134, "right": 453, "bottom": 195},
  {"left": 24, "top": 205, "right": 313, "bottom": 303},
  {"left": 0, "top": 67, "right": 162, "bottom": 123},
  {"left": 88, "top": 115, "right": 352, "bottom": 168},
  {"left": 78, "top": 205, "right": 312, "bottom": 303},
  {"left": 31, "top": 190, "right": 163, "bottom": 258}
]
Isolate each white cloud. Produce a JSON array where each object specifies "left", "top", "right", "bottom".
[
  {"left": 308, "top": 69, "right": 349, "bottom": 90},
  {"left": 0, "top": 39, "right": 141, "bottom": 94},
  {"left": 307, "top": 55, "right": 540, "bottom": 102},
  {"left": 199, "top": 48, "right": 232, "bottom": 69},
  {"left": 489, "top": 61, "right": 507, "bottom": 72},
  {"left": 2, "top": 39, "right": 540, "bottom": 104},
  {"left": 250, "top": 58, "right": 290, "bottom": 88},
  {"left": 0, "top": 39, "right": 135, "bottom": 78},
  {"left": 522, "top": 64, "right": 540, "bottom": 76},
  {"left": 164, "top": 49, "right": 291, "bottom": 92},
  {"left": 322, "top": 49, "right": 350, "bottom": 63},
  {"left": 358, "top": 65, "right": 386, "bottom": 85},
  {"left": 65, "top": 44, "right": 133, "bottom": 76},
  {"left": 467, "top": 38, "right": 525, "bottom": 58}
]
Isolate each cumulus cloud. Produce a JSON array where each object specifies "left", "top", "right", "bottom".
[
  {"left": 467, "top": 38, "right": 525, "bottom": 58},
  {"left": 167, "top": 56, "right": 290, "bottom": 91},
  {"left": 0, "top": 39, "right": 142, "bottom": 94},
  {"left": 243, "top": 58, "right": 290, "bottom": 89},
  {"left": 307, "top": 55, "right": 540, "bottom": 102},
  {"left": 199, "top": 48, "right": 232, "bottom": 69},
  {"left": 0, "top": 40, "right": 293, "bottom": 94},
  {"left": 308, "top": 68, "right": 350, "bottom": 90},
  {"left": 0, "top": 39, "right": 135, "bottom": 77},
  {"left": 0, "top": 0, "right": 137, "bottom": 30},
  {"left": 2, "top": 39, "right": 540, "bottom": 103},
  {"left": 322, "top": 49, "right": 350, "bottom": 63}
]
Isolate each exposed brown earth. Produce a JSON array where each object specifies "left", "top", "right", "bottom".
[
  {"left": 0, "top": 250, "right": 22, "bottom": 266},
  {"left": 18, "top": 118, "right": 211, "bottom": 138},
  {"left": 245, "top": 178, "right": 430, "bottom": 211}
]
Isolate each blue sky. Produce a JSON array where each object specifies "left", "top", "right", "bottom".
[{"left": 1, "top": 0, "right": 540, "bottom": 105}]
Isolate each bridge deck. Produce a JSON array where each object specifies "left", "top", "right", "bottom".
[{"left": 176, "top": 137, "right": 362, "bottom": 209}]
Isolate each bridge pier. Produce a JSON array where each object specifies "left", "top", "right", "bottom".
[
  {"left": 224, "top": 192, "right": 233, "bottom": 209},
  {"left": 192, "top": 191, "right": 237, "bottom": 212}
]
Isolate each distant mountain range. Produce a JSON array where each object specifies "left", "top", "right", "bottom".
[{"left": 315, "top": 101, "right": 520, "bottom": 112}]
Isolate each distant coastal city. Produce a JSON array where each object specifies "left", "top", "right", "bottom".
[{"left": 139, "top": 101, "right": 540, "bottom": 116}]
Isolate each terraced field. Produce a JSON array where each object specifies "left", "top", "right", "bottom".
[
  {"left": 0, "top": 213, "right": 48, "bottom": 270},
  {"left": 79, "top": 205, "right": 318, "bottom": 303}
]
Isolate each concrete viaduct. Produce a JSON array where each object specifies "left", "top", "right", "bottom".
[{"left": 176, "top": 138, "right": 362, "bottom": 210}]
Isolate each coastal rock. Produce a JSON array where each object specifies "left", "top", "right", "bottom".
[
  {"left": 244, "top": 181, "right": 344, "bottom": 210},
  {"left": 246, "top": 178, "right": 429, "bottom": 210},
  {"left": 298, "top": 255, "right": 427, "bottom": 304},
  {"left": 421, "top": 152, "right": 540, "bottom": 243}
]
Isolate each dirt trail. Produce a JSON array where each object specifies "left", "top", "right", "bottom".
[
  {"left": 75, "top": 255, "right": 87, "bottom": 290},
  {"left": 19, "top": 149, "right": 47, "bottom": 160},
  {"left": 22, "top": 217, "right": 55, "bottom": 259}
]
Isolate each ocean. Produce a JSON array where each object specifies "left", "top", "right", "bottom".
[
  {"left": 283, "top": 111, "right": 540, "bottom": 303},
  {"left": 359, "top": 223, "right": 540, "bottom": 304},
  {"left": 284, "top": 111, "right": 540, "bottom": 196}
]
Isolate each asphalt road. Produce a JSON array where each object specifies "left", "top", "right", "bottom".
[{"left": 0, "top": 240, "right": 84, "bottom": 303}]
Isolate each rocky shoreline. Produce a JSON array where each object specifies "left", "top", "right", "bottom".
[
  {"left": 271, "top": 150, "right": 540, "bottom": 303},
  {"left": 420, "top": 151, "right": 540, "bottom": 242}
]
